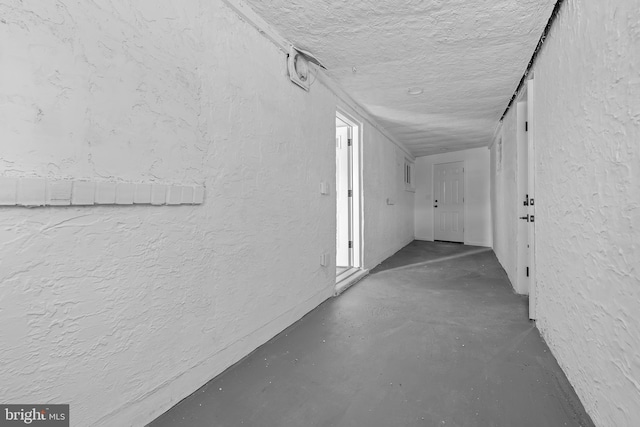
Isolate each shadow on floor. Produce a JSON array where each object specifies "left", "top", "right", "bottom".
[
  {"left": 370, "top": 240, "right": 490, "bottom": 274},
  {"left": 149, "top": 241, "right": 594, "bottom": 427}
]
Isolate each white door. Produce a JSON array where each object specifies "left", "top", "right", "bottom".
[
  {"left": 527, "top": 78, "right": 537, "bottom": 320},
  {"left": 516, "top": 100, "right": 530, "bottom": 295},
  {"left": 433, "top": 162, "right": 464, "bottom": 242},
  {"left": 336, "top": 125, "right": 350, "bottom": 267}
]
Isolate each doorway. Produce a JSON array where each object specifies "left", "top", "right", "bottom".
[
  {"left": 433, "top": 161, "right": 465, "bottom": 243},
  {"left": 526, "top": 79, "right": 536, "bottom": 319},
  {"left": 516, "top": 79, "right": 537, "bottom": 318},
  {"left": 335, "top": 111, "right": 363, "bottom": 293}
]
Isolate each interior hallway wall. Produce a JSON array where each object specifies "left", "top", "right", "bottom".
[
  {"left": 0, "top": 1, "right": 414, "bottom": 425},
  {"left": 414, "top": 147, "right": 492, "bottom": 247},
  {"left": 490, "top": 111, "right": 519, "bottom": 288},
  {"left": 362, "top": 129, "right": 415, "bottom": 268},
  {"left": 494, "top": 1, "right": 640, "bottom": 425}
]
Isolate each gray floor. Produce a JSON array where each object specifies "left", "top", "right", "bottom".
[{"left": 150, "top": 241, "right": 594, "bottom": 427}]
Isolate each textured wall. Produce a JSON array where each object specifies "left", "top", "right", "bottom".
[
  {"left": 497, "top": 0, "right": 640, "bottom": 425},
  {"left": 490, "top": 109, "right": 519, "bottom": 287},
  {"left": 0, "top": 1, "right": 413, "bottom": 425},
  {"left": 414, "top": 147, "right": 492, "bottom": 247},
  {"left": 362, "top": 126, "right": 415, "bottom": 268}
]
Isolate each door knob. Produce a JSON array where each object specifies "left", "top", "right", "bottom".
[{"left": 519, "top": 216, "right": 529, "bottom": 221}]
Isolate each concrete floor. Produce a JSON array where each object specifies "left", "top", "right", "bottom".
[{"left": 149, "top": 241, "right": 594, "bottom": 427}]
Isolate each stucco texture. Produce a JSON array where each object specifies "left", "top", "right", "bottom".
[
  {"left": 490, "top": 108, "right": 519, "bottom": 288},
  {"left": 362, "top": 126, "right": 415, "bottom": 268},
  {"left": 0, "top": 1, "right": 413, "bottom": 425},
  {"left": 242, "top": 0, "right": 556, "bottom": 156},
  {"left": 530, "top": 0, "right": 640, "bottom": 425}
]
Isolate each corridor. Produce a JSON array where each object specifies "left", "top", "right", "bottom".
[{"left": 150, "top": 242, "right": 593, "bottom": 427}]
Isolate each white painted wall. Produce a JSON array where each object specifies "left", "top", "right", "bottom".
[
  {"left": 0, "top": 1, "right": 414, "bottom": 425},
  {"left": 490, "top": 108, "right": 519, "bottom": 287},
  {"left": 414, "top": 147, "right": 492, "bottom": 247},
  {"left": 493, "top": 1, "right": 640, "bottom": 425},
  {"left": 362, "top": 127, "right": 415, "bottom": 269}
]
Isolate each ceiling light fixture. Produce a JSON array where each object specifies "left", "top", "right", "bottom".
[{"left": 407, "top": 87, "right": 423, "bottom": 95}]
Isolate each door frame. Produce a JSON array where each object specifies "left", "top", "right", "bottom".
[
  {"left": 432, "top": 160, "right": 465, "bottom": 243},
  {"left": 336, "top": 109, "right": 363, "bottom": 271},
  {"left": 516, "top": 97, "right": 529, "bottom": 295},
  {"left": 526, "top": 78, "right": 537, "bottom": 320}
]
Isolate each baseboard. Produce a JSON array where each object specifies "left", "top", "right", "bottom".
[
  {"left": 415, "top": 237, "right": 491, "bottom": 248},
  {"left": 95, "top": 287, "right": 333, "bottom": 427},
  {"left": 464, "top": 240, "right": 492, "bottom": 248}
]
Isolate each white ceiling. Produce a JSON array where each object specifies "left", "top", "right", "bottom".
[{"left": 242, "top": 0, "right": 556, "bottom": 157}]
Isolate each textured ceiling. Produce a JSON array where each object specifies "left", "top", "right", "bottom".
[{"left": 242, "top": 0, "right": 556, "bottom": 156}]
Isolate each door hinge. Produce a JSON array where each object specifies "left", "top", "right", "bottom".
[
  {"left": 526, "top": 267, "right": 529, "bottom": 277},
  {"left": 348, "top": 241, "right": 353, "bottom": 249},
  {"left": 525, "top": 121, "right": 529, "bottom": 132},
  {"left": 348, "top": 189, "right": 353, "bottom": 197},
  {"left": 347, "top": 138, "right": 352, "bottom": 146}
]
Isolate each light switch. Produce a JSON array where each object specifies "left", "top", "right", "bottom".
[
  {"left": 320, "top": 182, "right": 330, "bottom": 195},
  {"left": 151, "top": 184, "right": 168, "bottom": 205},
  {"left": 180, "top": 186, "right": 194, "bottom": 204},
  {"left": 17, "top": 178, "right": 46, "bottom": 206},
  {"left": 115, "top": 183, "right": 135, "bottom": 205},
  {"left": 193, "top": 186, "right": 205, "bottom": 204},
  {"left": 320, "top": 253, "right": 329, "bottom": 267},
  {"left": 48, "top": 180, "right": 72, "bottom": 206},
  {"left": 0, "top": 177, "right": 18, "bottom": 206},
  {"left": 134, "top": 183, "right": 152, "bottom": 204},
  {"left": 71, "top": 181, "right": 95, "bottom": 205},
  {"left": 166, "top": 186, "right": 182, "bottom": 205},
  {"left": 95, "top": 182, "right": 116, "bottom": 204}
]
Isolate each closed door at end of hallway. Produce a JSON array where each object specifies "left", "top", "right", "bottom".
[{"left": 434, "top": 162, "right": 464, "bottom": 243}]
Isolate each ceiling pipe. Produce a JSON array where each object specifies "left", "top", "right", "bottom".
[{"left": 499, "top": 0, "right": 567, "bottom": 121}]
